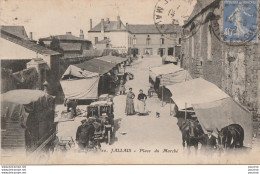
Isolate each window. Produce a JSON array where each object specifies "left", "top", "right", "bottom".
[
  {"left": 133, "top": 38, "right": 137, "bottom": 45},
  {"left": 146, "top": 38, "right": 151, "bottom": 45},
  {"left": 179, "top": 38, "right": 181, "bottom": 44},
  {"left": 160, "top": 38, "right": 164, "bottom": 45},
  {"left": 207, "top": 24, "right": 212, "bottom": 61},
  {"left": 104, "top": 37, "right": 107, "bottom": 40},
  {"left": 95, "top": 37, "right": 98, "bottom": 44}
]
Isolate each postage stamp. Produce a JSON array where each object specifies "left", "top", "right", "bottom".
[{"left": 222, "top": 0, "right": 258, "bottom": 43}]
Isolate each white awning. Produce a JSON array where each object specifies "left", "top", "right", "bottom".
[
  {"left": 193, "top": 98, "right": 252, "bottom": 148},
  {"left": 166, "top": 78, "right": 230, "bottom": 110}
]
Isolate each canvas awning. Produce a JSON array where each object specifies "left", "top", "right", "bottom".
[
  {"left": 74, "top": 58, "right": 117, "bottom": 75},
  {"left": 192, "top": 98, "right": 253, "bottom": 148},
  {"left": 60, "top": 65, "right": 100, "bottom": 100},
  {"left": 149, "top": 64, "right": 192, "bottom": 85},
  {"left": 163, "top": 56, "right": 177, "bottom": 62},
  {"left": 96, "top": 55, "right": 127, "bottom": 64},
  {"left": 166, "top": 78, "right": 230, "bottom": 110},
  {"left": 1, "top": 89, "right": 55, "bottom": 127}
]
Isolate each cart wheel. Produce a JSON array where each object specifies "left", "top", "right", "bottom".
[{"left": 107, "top": 130, "right": 111, "bottom": 145}]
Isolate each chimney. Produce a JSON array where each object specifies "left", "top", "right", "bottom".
[
  {"left": 66, "top": 32, "right": 72, "bottom": 35},
  {"left": 80, "top": 29, "right": 84, "bottom": 39},
  {"left": 106, "top": 18, "right": 110, "bottom": 22},
  {"left": 126, "top": 23, "right": 129, "bottom": 31},
  {"left": 90, "top": 19, "right": 92, "bottom": 30},
  {"left": 101, "top": 18, "right": 104, "bottom": 34},
  {"left": 117, "top": 16, "right": 121, "bottom": 29},
  {"left": 29, "top": 32, "right": 33, "bottom": 40}
]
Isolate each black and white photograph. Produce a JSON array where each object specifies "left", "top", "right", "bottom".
[{"left": 0, "top": 0, "right": 260, "bottom": 165}]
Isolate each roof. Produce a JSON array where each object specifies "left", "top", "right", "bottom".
[
  {"left": 60, "top": 43, "right": 82, "bottom": 51},
  {"left": 183, "top": 0, "right": 219, "bottom": 27},
  {"left": 89, "top": 20, "right": 127, "bottom": 32},
  {"left": 96, "top": 55, "right": 127, "bottom": 64},
  {"left": 166, "top": 78, "right": 230, "bottom": 110},
  {"left": 74, "top": 58, "right": 117, "bottom": 75},
  {"left": 0, "top": 26, "right": 61, "bottom": 56},
  {"left": 128, "top": 24, "right": 181, "bottom": 34},
  {"left": 0, "top": 26, "right": 29, "bottom": 40},
  {"left": 40, "top": 34, "right": 91, "bottom": 42}
]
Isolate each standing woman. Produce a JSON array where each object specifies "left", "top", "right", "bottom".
[
  {"left": 125, "top": 88, "right": 135, "bottom": 115},
  {"left": 136, "top": 89, "right": 147, "bottom": 115}
]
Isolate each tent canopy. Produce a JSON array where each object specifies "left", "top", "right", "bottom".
[
  {"left": 96, "top": 55, "right": 127, "bottom": 64},
  {"left": 149, "top": 64, "right": 192, "bottom": 86},
  {"left": 193, "top": 98, "right": 252, "bottom": 148},
  {"left": 1, "top": 89, "right": 55, "bottom": 126},
  {"left": 61, "top": 65, "right": 99, "bottom": 80},
  {"left": 166, "top": 78, "right": 230, "bottom": 110},
  {"left": 74, "top": 58, "right": 117, "bottom": 75},
  {"left": 163, "top": 56, "right": 177, "bottom": 62},
  {"left": 60, "top": 65, "right": 100, "bottom": 100}
]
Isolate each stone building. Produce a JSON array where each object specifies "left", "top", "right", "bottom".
[
  {"left": 0, "top": 25, "right": 62, "bottom": 94},
  {"left": 39, "top": 31, "right": 92, "bottom": 58},
  {"left": 181, "top": 0, "right": 260, "bottom": 119},
  {"left": 88, "top": 16, "right": 182, "bottom": 56},
  {"left": 88, "top": 16, "right": 129, "bottom": 54},
  {"left": 128, "top": 24, "right": 182, "bottom": 57}
]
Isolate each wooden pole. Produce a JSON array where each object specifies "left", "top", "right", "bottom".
[
  {"left": 161, "top": 86, "right": 164, "bottom": 107},
  {"left": 170, "top": 99, "right": 172, "bottom": 116},
  {"left": 185, "top": 102, "right": 187, "bottom": 120}
]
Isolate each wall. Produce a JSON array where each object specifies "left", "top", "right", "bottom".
[
  {"left": 88, "top": 31, "right": 129, "bottom": 50},
  {"left": 131, "top": 33, "right": 180, "bottom": 56},
  {"left": 181, "top": 2, "right": 259, "bottom": 117}
]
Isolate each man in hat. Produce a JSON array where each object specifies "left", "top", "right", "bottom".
[
  {"left": 76, "top": 119, "right": 95, "bottom": 151},
  {"left": 200, "top": 128, "right": 217, "bottom": 153}
]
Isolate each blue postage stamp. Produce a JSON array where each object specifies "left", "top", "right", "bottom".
[{"left": 223, "top": 0, "right": 258, "bottom": 42}]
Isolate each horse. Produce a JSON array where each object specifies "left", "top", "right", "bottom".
[
  {"left": 216, "top": 124, "right": 244, "bottom": 150},
  {"left": 181, "top": 119, "right": 204, "bottom": 153}
]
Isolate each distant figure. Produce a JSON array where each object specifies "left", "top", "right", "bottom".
[
  {"left": 199, "top": 128, "right": 217, "bottom": 153},
  {"left": 125, "top": 88, "right": 135, "bottom": 115},
  {"left": 64, "top": 98, "right": 78, "bottom": 117},
  {"left": 148, "top": 84, "right": 155, "bottom": 97},
  {"left": 136, "top": 89, "right": 147, "bottom": 115},
  {"left": 76, "top": 119, "right": 95, "bottom": 150},
  {"left": 119, "top": 79, "right": 126, "bottom": 95}
]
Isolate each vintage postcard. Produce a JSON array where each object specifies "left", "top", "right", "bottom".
[{"left": 0, "top": 0, "right": 260, "bottom": 165}]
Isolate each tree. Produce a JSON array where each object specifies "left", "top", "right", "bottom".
[
  {"left": 50, "top": 37, "right": 62, "bottom": 53},
  {"left": 38, "top": 40, "right": 45, "bottom": 47}
]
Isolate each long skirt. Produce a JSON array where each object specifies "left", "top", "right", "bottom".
[
  {"left": 125, "top": 100, "right": 135, "bottom": 115},
  {"left": 136, "top": 100, "right": 146, "bottom": 114}
]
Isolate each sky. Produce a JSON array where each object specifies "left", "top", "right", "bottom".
[{"left": 0, "top": 0, "right": 196, "bottom": 40}]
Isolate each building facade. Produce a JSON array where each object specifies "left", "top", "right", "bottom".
[
  {"left": 128, "top": 24, "right": 182, "bottom": 57},
  {"left": 181, "top": 0, "right": 260, "bottom": 119},
  {"left": 88, "top": 17, "right": 129, "bottom": 53}
]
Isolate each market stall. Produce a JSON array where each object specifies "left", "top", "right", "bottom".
[
  {"left": 1, "top": 89, "right": 56, "bottom": 156},
  {"left": 166, "top": 78, "right": 252, "bottom": 148},
  {"left": 60, "top": 65, "right": 100, "bottom": 100}
]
